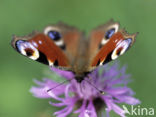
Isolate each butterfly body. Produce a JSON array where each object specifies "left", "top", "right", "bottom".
[{"left": 11, "top": 20, "right": 137, "bottom": 83}]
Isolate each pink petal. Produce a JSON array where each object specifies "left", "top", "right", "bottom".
[
  {"left": 51, "top": 67, "right": 74, "bottom": 79},
  {"left": 49, "top": 101, "right": 65, "bottom": 107},
  {"left": 85, "top": 100, "right": 97, "bottom": 117},
  {"left": 106, "top": 87, "right": 133, "bottom": 96},
  {"left": 30, "top": 86, "right": 50, "bottom": 98},
  {"left": 111, "top": 103, "right": 126, "bottom": 117},
  {"left": 30, "top": 79, "right": 66, "bottom": 98},
  {"left": 117, "top": 96, "right": 141, "bottom": 105}
]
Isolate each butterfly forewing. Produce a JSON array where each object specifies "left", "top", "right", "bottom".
[
  {"left": 11, "top": 23, "right": 83, "bottom": 71},
  {"left": 11, "top": 20, "right": 137, "bottom": 83},
  {"left": 88, "top": 20, "right": 137, "bottom": 70}
]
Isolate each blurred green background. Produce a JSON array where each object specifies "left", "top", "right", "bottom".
[{"left": 0, "top": 0, "right": 156, "bottom": 117}]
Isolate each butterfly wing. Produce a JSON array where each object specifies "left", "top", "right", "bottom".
[
  {"left": 88, "top": 20, "right": 137, "bottom": 70},
  {"left": 11, "top": 22, "right": 83, "bottom": 70}
]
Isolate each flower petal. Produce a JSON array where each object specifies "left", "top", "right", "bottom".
[
  {"left": 85, "top": 100, "right": 97, "bottom": 117},
  {"left": 106, "top": 87, "right": 133, "bottom": 96},
  {"left": 47, "top": 90, "right": 64, "bottom": 101},
  {"left": 30, "top": 86, "right": 51, "bottom": 98},
  {"left": 74, "top": 100, "right": 86, "bottom": 114},
  {"left": 49, "top": 101, "right": 65, "bottom": 107},
  {"left": 111, "top": 103, "right": 126, "bottom": 117},
  {"left": 116, "top": 96, "right": 141, "bottom": 105},
  {"left": 30, "top": 62, "right": 141, "bottom": 117},
  {"left": 30, "top": 79, "right": 66, "bottom": 98},
  {"left": 51, "top": 67, "right": 74, "bottom": 79}
]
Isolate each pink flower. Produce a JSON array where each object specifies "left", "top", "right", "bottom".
[{"left": 30, "top": 63, "right": 140, "bottom": 117}]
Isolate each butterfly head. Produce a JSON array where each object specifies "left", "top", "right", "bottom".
[
  {"left": 75, "top": 76, "right": 84, "bottom": 83},
  {"left": 74, "top": 71, "right": 90, "bottom": 83}
]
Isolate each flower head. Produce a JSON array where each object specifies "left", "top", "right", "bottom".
[{"left": 30, "top": 63, "right": 140, "bottom": 117}]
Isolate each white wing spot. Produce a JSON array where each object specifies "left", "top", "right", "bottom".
[
  {"left": 111, "top": 39, "right": 132, "bottom": 60},
  {"left": 44, "top": 26, "right": 60, "bottom": 35},
  {"left": 55, "top": 40, "right": 64, "bottom": 46}
]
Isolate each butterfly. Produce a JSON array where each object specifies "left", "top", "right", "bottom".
[{"left": 11, "top": 19, "right": 137, "bottom": 83}]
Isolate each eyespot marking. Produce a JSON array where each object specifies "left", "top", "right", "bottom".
[
  {"left": 15, "top": 40, "right": 26, "bottom": 53},
  {"left": 111, "top": 38, "right": 132, "bottom": 60},
  {"left": 100, "top": 23, "right": 119, "bottom": 47},
  {"left": 53, "top": 39, "right": 66, "bottom": 50},
  {"left": 101, "top": 39, "right": 109, "bottom": 45},
  {"left": 25, "top": 48, "right": 34, "bottom": 57},
  {"left": 15, "top": 40, "right": 39, "bottom": 60},
  {"left": 120, "top": 38, "right": 132, "bottom": 55},
  {"left": 44, "top": 26, "right": 65, "bottom": 50},
  {"left": 116, "top": 47, "right": 123, "bottom": 56},
  {"left": 48, "top": 31, "right": 61, "bottom": 41},
  {"left": 55, "top": 40, "right": 64, "bottom": 46},
  {"left": 105, "top": 28, "right": 115, "bottom": 39}
]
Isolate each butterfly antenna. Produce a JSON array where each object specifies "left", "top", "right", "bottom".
[
  {"left": 47, "top": 78, "right": 73, "bottom": 92},
  {"left": 84, "top": 77, "right": 105, "bottom": 95}
]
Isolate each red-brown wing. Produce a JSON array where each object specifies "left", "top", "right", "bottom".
[
  {"left": 11, "top": 22, "right": 83, "bottom": 70},
  {"left": 88, "top": 20, "right": 137, "bottom": 70},
  {"left": 43, "top": 22, "right": 82, "bottom": 60}
]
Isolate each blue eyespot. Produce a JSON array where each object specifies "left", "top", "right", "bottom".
[
  {"left": 48, "top": 31, "right": 61, "bottom": 41},
  {"left": 15, "top": 40, "right": 25, "bottom": 52},
  {"left": 126, "top": 38, "right": 132, "bottom": 45},
  {"left": 125, "top": 38, "right": 132, "bottom": 49},
  {"left": 105, "top": 28, "right": 115, "bottom": 39}
]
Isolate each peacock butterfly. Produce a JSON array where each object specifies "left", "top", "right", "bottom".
[{"left": 11, "top": 20, "right": 137, "bottom": 83}]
